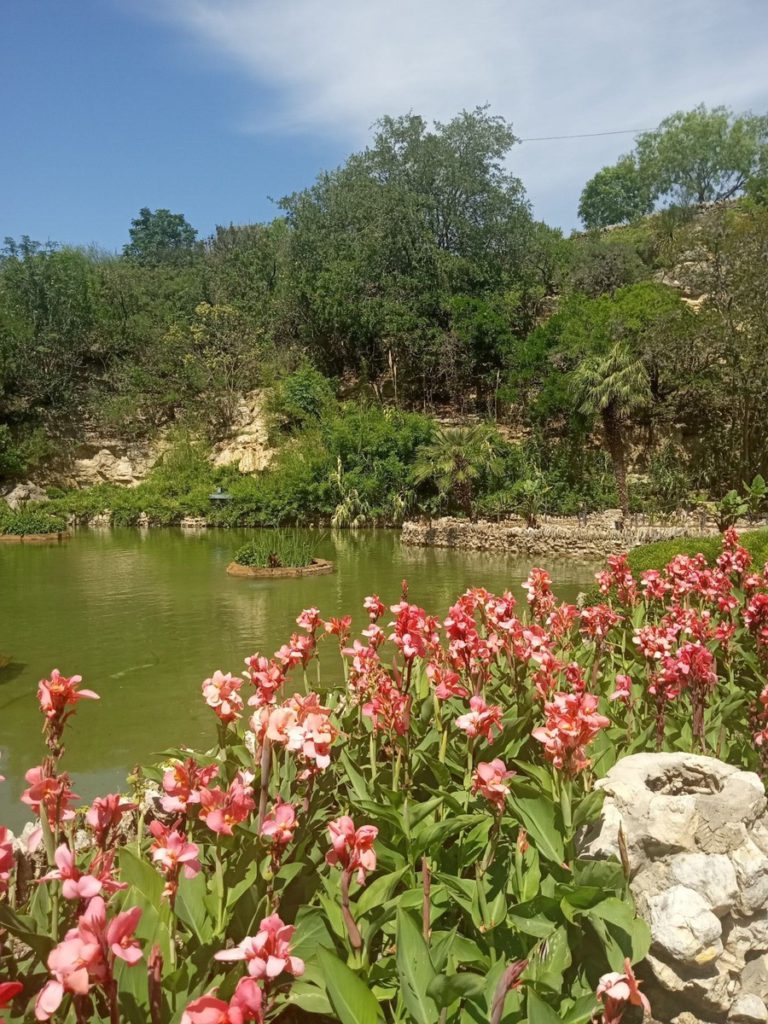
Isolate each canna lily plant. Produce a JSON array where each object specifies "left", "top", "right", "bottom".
[{"left": 2, "top": 527, "right": 768, "bottom": 1023}]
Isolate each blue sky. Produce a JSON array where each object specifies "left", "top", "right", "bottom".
[{"left": 2, "top": 0, "right": 768, "bottom": 251}]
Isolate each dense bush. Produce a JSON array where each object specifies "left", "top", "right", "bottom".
[
  {"left": 0, "top": 506, "right": 66, "bottom": 536},
  {"left": 3, "top": 531, "right": 768, "bottom": 1023}
]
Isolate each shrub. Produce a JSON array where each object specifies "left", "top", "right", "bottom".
[
  {"left": 0, "top": 505, "right": 66, "bottom": 535},
  {"left": 233, "top": 530, "right": 316, "bottom": 568}
]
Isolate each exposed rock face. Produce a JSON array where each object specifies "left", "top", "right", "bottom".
[
  {"left": 2, "top": 481, "right": 48, "bottom": 508},
  {"left": 211, "top": 390, "right": 272, "bottom": 474},
  {"left": 69, "top": 442, "right": 164, "bottom": 487},
  {"left": 580, "top": 753, "right": 768, "bottom": 1023}
]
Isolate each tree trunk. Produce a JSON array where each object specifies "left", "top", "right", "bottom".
[{"left": 602, "top": 406, "right": 629, "bottom": 517}]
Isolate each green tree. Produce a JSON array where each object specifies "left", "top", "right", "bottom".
[
  {"left": 123, "top": 207, "right": 199, "bottom": 265},
  {"left": 635, "top": 104, "right": 768, "bottom": 206},
  {"left": 573, "top": 343, "right": 651, "bottom": 516},
  {"left": 411, "top": 424, "right": 504, "bottom": 516},
  {"left": 578, "top": 156, "right": 655, "bottom": 229}
]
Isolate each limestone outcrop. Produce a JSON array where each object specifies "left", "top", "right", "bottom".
[
  {"left": 579, "top": 753, "right": 768, "bottom": 1023},
  {"left": 210, "top": 390, "right": 272, "bottom": 474}
]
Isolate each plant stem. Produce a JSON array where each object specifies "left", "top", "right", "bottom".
[
  {"left": 421, "top": 856, "right": 431, "bottom": 940},
  {"left": 340, "top": 869, "right": 362, "bottom": 953},
  {"left": 258, "top": 740, "right": 272, "bottom": 831}
]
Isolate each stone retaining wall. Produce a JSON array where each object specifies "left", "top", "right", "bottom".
[{"left": 401, "top": 516, "right": 718, "bottom": 561}]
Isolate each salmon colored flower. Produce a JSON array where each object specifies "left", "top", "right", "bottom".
[
  {"left": 21, "top": 763, "right": 79, "bottom": 852},
  {"left": 214, "top": 914, "right": 304, "bottom": 980},
  {"left": 0, "top": 981, "right": 23, "bottom": 1024},
  {"left": 596, "top": 958, "right": 650, "bottom": 1024},
  {"left": 472, "top": 759, "right": 515, "bottom": 811},
  {"left": 181, "top": 977, "right": 264, "bottom": 1024},
  {"left": 0, "top": 827, "right": 13, "bottom": 895},
  {"left": 37, "top": 670, "right": 99, "bottom": 756},
  {"left": 202, "top": 671, "right": 244, "bottom": 724},
  {"left": 149, "top": 821, "right": 201, "bottom": 898},
  {"left": 326, "top": 816, "right": 378, "bottom": 885},
  {"left": 39, "top": 844, "right": 102, "bottom": 901},
  {"left": 161, "top": 757, "right": 219, "bottom": 814},
  {"left": 610, "top": 674, "right": 632, "bottom": 702},
  {"left": 455, "top": 695, "right": 503, "bottom": 743},
  {"left": 532, "top": 691, "right": 610, "bottom": 775},
  {"left": 296, "top": 607, "right": 323, "bottom": 633},
  {"left": 364, "top": 594, "right": 386, "bottom": 621},
  {"left": 198, "top": 771, "right": 255, "bottom": 836},
  {"left": 86, "top": 793, "right": 137, "bottom": 848},
  {"left": 244, "top": 655, "right": 285, "bottom": 707},
  {"left": 260, "top": 800, "right": 297, "bottom": 847}
]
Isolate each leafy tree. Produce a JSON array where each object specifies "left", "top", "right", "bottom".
[
  {"left": 123, "top": 207, "right": 199, "bottom": 265},
  {"left": 573, "top": 343, "right": 651, "bottom": 516},
  {"left": 411, "top": 424, "right": 504, "bottom": 516},
  {"left": 578, "top": 156, "right": 655, "bottom": 229},
  {"left": 636, "top": 105, "right": 768, "bottom": 206}
]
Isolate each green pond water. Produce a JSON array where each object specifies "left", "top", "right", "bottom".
[{"left": 0, "top": 527, "right": 596, "bottom": 827}]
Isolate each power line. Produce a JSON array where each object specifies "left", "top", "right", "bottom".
[{"left": 519, "top": 127, "right": 653, "bottom": 142}]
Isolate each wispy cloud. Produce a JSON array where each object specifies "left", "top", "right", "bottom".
[{"left": 150, "top": 0, "right": 768, "bottom": 226}]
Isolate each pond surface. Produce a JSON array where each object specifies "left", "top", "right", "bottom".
[{"left": 0, "top": 528, "right": 597, "bottom": 827}]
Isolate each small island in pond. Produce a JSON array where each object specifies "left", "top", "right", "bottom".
[{"left": 226, "top": 532, "right": 334, "bottom": 578}]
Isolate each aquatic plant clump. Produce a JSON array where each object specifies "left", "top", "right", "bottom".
[
  {"left": 3, "top": 528, "right": 768, "bottom": 1022},
  {"left": 233, "top": 531, "right": 316, "bottom": 569}
]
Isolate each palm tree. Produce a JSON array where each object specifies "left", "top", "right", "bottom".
[
  {"left": 573, "top": 344, "right": 651, "bottom": 517},
  {"left": 412, "top": 425, "right": 504, "bottom": 517}
]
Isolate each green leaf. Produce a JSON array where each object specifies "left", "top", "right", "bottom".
[
  {"left": 0, "top": 904, "right": 53, "bottom": 962},
  {"left": 508, "top": 789, "right": 564, "bottom": 865},
  {"left": 175, "top": 870, "right": 214, "bottom": 945},
  {"left": 411, "top": 814, "right": 482, "bottom": 860},
  {"left": 119, "top": 846, "right": 164, "bottom": 905},
  {"left": 427, "top": 972, "right": 485, "bottom": 1009},
  {"left": 528, "top": 988, "right": 563, "bottom": 1024},
  {"left": 340, "top": 750, "right": 371, "bottom": 802},
  {"left": 356, "top": 866, "right": 409, "bottom": 917},
  {"left": 286, "top": 981, "right": 334, "bottom": 1016},
  {"left": 396, "top": 907, "right": 439, "bottom": 1024},
  {"left": 572, "top": 789, "right": 605, "bottom": 830},
  {"left": 317, "top": 948, "right": 382, "bottom": 1024}
]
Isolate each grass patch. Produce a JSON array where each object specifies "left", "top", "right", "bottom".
[
  {"left": 233, "top": 531, "right": 316, "bottom": 569},
  {"left": 626, "top": 528, "right": 768, "bottom": 575}
]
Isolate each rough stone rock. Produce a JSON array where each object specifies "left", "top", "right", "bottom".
[
  {"left": 669, "top": 854, "right": 738, "bottom": 917},
  {"left": 647, "top": 886, "right": 722, "bottom": 966},
  {"left": 729, "top": 995, "right": 768, "bottom": 1024},
  {"left": 210, "top": 390, "right": 273, "bottom": 474},
  {"left": 578, "top": 753, "right": 768, "bottom": 1023},
  {"left": 69, "top": 440, "right": 165, "bottom": 488},
  {"left": 3, "top": 481, "right": 48, "bottom": 508}
]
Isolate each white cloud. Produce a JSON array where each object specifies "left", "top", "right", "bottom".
[{"left": 151, "top": 0, "right": 768, "bottom": 227}]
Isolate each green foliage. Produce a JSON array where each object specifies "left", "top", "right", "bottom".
[
  {"left": 578, "top": 156, "right": 655, "bottom": 229},
  {"left": 0, "top": 505, "right": 65, "bottom": 535},
  {"left": 232, "top": 531, "right": 316, "bottom": 568},
  {"left": 411, "top": 424, "right": 505, "bottom": 516},
  {"left": 626, "top": 528, "right": 768, "bottom": 575},
  {"left": 270, "top": 368, "right": 337, "bottom": 430},
  {"left": 123, "top": 207, "right": 199, "bottom": 265}
]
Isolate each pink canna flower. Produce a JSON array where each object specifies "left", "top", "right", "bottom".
[
  {"left": 214, "top": 914, "right": 304, "bottom": 980},
  {"left": 426, "top": 662, "right": 468, "bottom": 701},
  {"left": 21, "top": 763, "right": 79, "bottom": 851},
  {"left": 579, "top": 604, "right": 622, "bottom": 642},
  {"left": 455, "top": 695, "right": 503, "bottom": 743},
  {"left": 0, "top": 827, "right": 13, "bottom": 895},
  {"left": 260, "top": 800, "right": 297, "bottom": 847},
  {"left": 161, "top": 757, "right": 219, "bottom": 814},
  {"left": 364, "top": 594, "right": 386, "bottom": 621},
  {"left": 326, "top": 816, "right": 378, "bottom": 885},
  {"left": 202, "top": 671, "right": 244, "bottom": 724},
  {"left": 275, "top": 633, "right": 315, "bottom": 669},
  {"left": 0, "top": 982, "right": 23, "bottom": 1024},
  {"left": 610, "top": 674, "right": 632, "bottom": 702},
  {"left": 181, "top": 977, "right": 264, "bottom": 1024},
  {"left": 37, "top": 671, "right": 99, "bottom": 755},
  {"left": 532, "top": 691, "right": 610, "bottom": 776},
  {"left": 596, "top": 958, "right": 651, "bottom": 1024},
  {"left": 85, "top": 793, "right": 137, "bottom": 848},
  {"left": 39, "top": 844, "right": 102, "bottom": 901},
  {"left": 522, "top": 568, "right": 556, "bottom": 620},
  {"left": 472, "top": 759, "right": 515, "bottom": 811},
  {"left": 296, "top": 607, "right": 323, "bottom": 633},
  {"left": 362, "top": 677, "right": 411, "bottom": 736},
  {"left": 149, "top": 821, "right": 201, "bottom": 899},
  {"left": 198, "top": 771, "right": 255, "bottom": 836},
  {"left": 244, "top": 655, "right": 286, "bottom": 708},
  {"left": 35, "top": 896, "right": 142, "bottom": 1020},
  {"left": 324, "top": 615, "right": 353, "bottom": 642}
]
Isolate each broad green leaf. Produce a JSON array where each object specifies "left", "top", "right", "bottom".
[
  {"left": 427, "top": 972, "right": 485, "bottom": 1009},
  {"left": 508, "top": 789, "right": 564, "bottom": 865},
  {"left": 0, "top": 904, "right": 53, "bottom": 961},
  {"left": 528, "top": 988, "right": 563, "bottom": 1024},
  {"left": 340, "top": 749, "right": 371, "bottom": 802},
  {"left": 356, "top": 866, "right": 409, "bottom": 917},
  {"left": 317, "top": 948, "right": 382, "bottom": 1024},
  {"left": 119, "top": 846, "right": 164, "bottom": 905},
  {"left": 286, "top": 981, "right": 334, "bottom": 1016},
  {"left": 411, "top": 815, "right": 482, "bottom": 860},
  {"left": 175, "top": 870, "right": 214, "bottom": 945},
  {"left": 396, "top": 907, "right": 439, "bottom": 1024}
]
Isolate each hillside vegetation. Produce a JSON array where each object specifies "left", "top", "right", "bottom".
[{"left": 2, "top": 104, "right": 768, "bottom": 525}]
